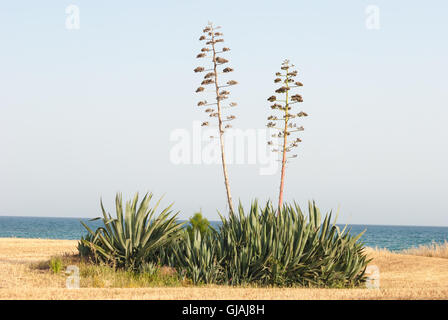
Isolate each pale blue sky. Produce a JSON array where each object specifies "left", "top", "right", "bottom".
[{"left": 0, "top": 1, "right": 447, "bottom": 226}]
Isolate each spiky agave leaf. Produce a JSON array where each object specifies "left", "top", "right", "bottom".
[{"left": 79, "top": 192, "right": 184, "bottom": 270}]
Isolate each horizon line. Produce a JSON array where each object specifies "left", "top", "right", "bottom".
[{"left": 0, "top": 215, "right": 447, "bottom": 228}]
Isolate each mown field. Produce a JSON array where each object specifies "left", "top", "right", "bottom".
[{"left": 0, "top": 238, "right": 447, "bottom": 300}]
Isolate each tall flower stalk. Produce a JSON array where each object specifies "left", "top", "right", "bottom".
[
  {"left": 266, "top": 60, "right": 308, "bottom": 213},
  {"left": 194, "top": 22, "right": 237, "bottom": 214}
]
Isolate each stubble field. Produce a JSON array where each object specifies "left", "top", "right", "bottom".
[{"left": 0, "top": 238, "right": 447, "bottom": 300}]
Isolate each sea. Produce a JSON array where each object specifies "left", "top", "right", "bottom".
[{"left": 0, "top": 216, "right": 447, "bottom": 251}]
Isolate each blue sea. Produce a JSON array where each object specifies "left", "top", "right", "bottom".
[{"left": 0, "top": 216, "right": 447, "bottom": 251}]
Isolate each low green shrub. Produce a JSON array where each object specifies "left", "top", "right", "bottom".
[
  {"left": 186, "top": 211, "right": 215, "bottom": 241},
  {"left": 49, "top": 257, "right": 63, "bottom": 274}
]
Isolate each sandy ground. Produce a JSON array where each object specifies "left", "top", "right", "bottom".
[{"left": 0, "top": 238, "right": 447, "bottom": 300}]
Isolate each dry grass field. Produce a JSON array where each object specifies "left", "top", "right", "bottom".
[
  {"left": 402, "top": 241, "right": 448, "bottom": 258},
  {"left": 0, "top": 238, "right": 447, "bottom": 300}
]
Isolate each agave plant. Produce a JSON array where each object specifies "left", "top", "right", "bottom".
[
  {"left": 264, "top": 202, "right": 370, "bottom": 286},
  {"left": 171, "top": 200, "right": 370, "bottom": 287},
  {"left": 79, "top": 192, "right": 184, "bottom": 270},
  {"left": 77, "top": 233, "right": 97, "bottom": 259},
  {"left": 216, "top": 203, "right": 273, "bottom": 285},
  {"left": 172, "top": 230, "right": 222, "bottom": 285}
]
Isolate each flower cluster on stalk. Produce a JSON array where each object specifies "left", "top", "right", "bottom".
[
  {"left": 194, "top": 22, "right": 238, "bottom": 136},
  {"left": 267, "top": 59, "right": 308, "bottom": 160}
]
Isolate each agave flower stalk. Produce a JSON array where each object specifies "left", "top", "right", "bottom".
[
  {"left": 266, "top": 60, "right": 308, "bottom": 213},
  {"left": 194, "top": 22, "right": 237, "bottom": 215}
]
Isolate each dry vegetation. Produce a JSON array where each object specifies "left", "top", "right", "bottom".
[
  {"left": 401, "top": 241, "right": 448, "bottom": 259},
  {"left": 0, "top": 238, "right": 447, "bottom": 300}
]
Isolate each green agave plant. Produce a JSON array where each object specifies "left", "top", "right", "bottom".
[
  {"left": 80, "top": 192, "right": 184, "bottom": 270},
  {"left": 77, "top": 233, "right": 96, "bottom": 259},
  {"left": 172, "top": 200, "right": 371, "bottom": 287},
  {"left": 173, "top": 230, "right": 222, "bottom": 285}
]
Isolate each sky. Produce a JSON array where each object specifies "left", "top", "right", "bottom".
[{"left": 0, "top": 1, "right": 447, "bottom": 226}]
